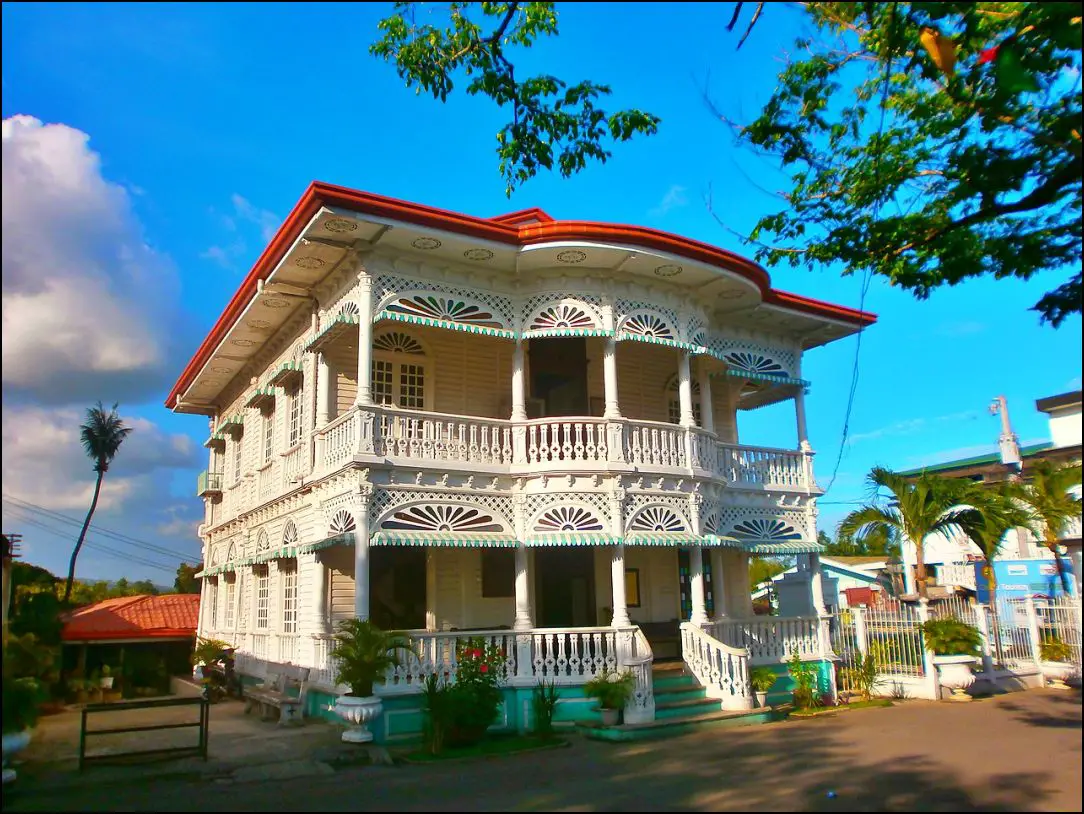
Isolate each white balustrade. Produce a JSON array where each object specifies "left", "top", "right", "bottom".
[
  {"left": 278, "top": 634, "right": 299, "bottom": 664},
  {"left": 680, "top": 622, "right": 752, "bottom": 709},
  {"left": 624, "top": 627, "right": 656, "bottom": 724},
  {"left": 311, "top": 634, "right": 337, "bottom": 688},
  {"left": 258, "top": 463, "right": 275, "bottom": 500},
  {"left": 320, "top": 410, "right": 358, "bottom": 471},
  {"left": 938, "top": 563, "right": 978, "bottom": 592},
  {"left": 530, "top": 626, "right": 628, "bottom": 681},
  {"left": 525, "top": 419, "right": 608, "bottom": 465},
  {"left": 281, "top": 445, "right": 304, "bottom": 488},
  {"left": 251, "top": 632, "right": 270, "bottom": 660},
  {"left": 624, "top": 420, "right": 687, "bottom": 468},
  {"left": 384, "top": 630, "right": 520, "bottom": 692},
  {"left": 379, "top": 408, "right": 514, "bottom": 466},
  {"left": 717, "top": 444, "right": 807, "bottom": 489},
  {"left": 707, "top": 616, "right": 820, "bottom": 664}
]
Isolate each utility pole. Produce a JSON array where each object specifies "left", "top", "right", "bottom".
[
  {"left": 989, "top": 396, "right": 1030, "bottom": 558},
  {"left": 2, "top": 533, "right": 22, "bottom": 647}
]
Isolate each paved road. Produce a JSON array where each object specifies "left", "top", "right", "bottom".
[{"left": 5, "top": 690, "right": 1081, "bottom": 812}]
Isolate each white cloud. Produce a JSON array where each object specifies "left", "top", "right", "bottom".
[
  {"left": 1, "top": 115, "right": 181, "bottom": 403},
  {"left": 847, "top": 410, "right": 980, "bottom": 446},
  {"left": 649, "top": 184, "right": 688, "bottom": 218},
  {"left": 1066, "top": 375, "right": 1082, "bottom": 390},
  {"left": 231, "top": 193, "right": 280, "bottom": 242},
  {"left": 1, "top": 404, "right": 202, "bottom": 513},
  {"left": 201, "top": 193, "right": 280, "bottom": 269}
]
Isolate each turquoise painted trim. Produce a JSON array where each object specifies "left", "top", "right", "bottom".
[
  {"left": 721, "top": 369, "right": 810, "bottom": 388},
  {"left": 268, "top": 361, "right": 303, "bottom": 386},
  {"left": 299, "top": 533, "right": 356, "bottom": 553},
  {"left": 251, "top": 546, "right": 298, "bottom": 564},
  {"left": 522, "top": 328, "right": 614, "bottom": 339},
  {"left": 524, "top": 532, "right": 617, "bottom": 547},
  {"left": 616, "top": 332, "right": 700, "bottom": 352},
  {"left": 375, "top": 310, "right": 516, "bottom": 339},
  {"left": 305, "top": 314, "right": 359, "bottom": 352},
  {"left": 371, "top": 531, "right": 518, "bottom": 548},
  {"left": 741, "top": 540, "right": 823, "bottom": 555},
  {"left": 702, "top": 534, "right": 742, "bottom": 548},
  {"left": 624, "top": 532, "right": 701, "bottom": 546}
]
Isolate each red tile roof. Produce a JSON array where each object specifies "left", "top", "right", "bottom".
[{"left": 62, "top": 594, "right": 200, "bottom": 642}]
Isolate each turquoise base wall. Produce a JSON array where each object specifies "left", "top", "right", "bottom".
[
  {"left": 755, "top": 660, "right": 835, "bottom": 705},
  {"left": 301, "top": 683, "right": 607, "bottom": 743}
]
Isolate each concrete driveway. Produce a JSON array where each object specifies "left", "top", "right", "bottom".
[{"left": 5, "top": 690, "right": 1081, "bottom": 812}]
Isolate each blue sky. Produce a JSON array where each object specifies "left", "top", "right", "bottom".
[{"left": 2, "top": 2, "right": 1080, "bottom": 583}]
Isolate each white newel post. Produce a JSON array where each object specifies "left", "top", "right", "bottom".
[
  {"left": 916, "top": 599, "right": 940, "bottom": 700},
  {"left": 689, "top": 545, "right": 708, "bottom": 626},
  {"left": 852, "top": 606, "right": 869, "bottom": 658},
  {"left": 603, "top": 337, "right": 621, "bottom": 419},
  {"left": 1023, "top": 595, "right": 1043, "bottom": 672},
  {"left": 697, "top": 361, "right": 715, "bottom": 435},
  {"left": 710, "top": 547, "right": 728, "bottom": 620},
  {"left": 973, "top": 603, "right": 995, "bottom": 680},
  {"left": 354, "top": 489, "right": 372, "bottom": 621},
  {"left": 353, "top": 274, "right": 374, "bottom": 408}
]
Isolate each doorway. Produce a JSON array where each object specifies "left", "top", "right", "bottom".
[
  {"left": 529, "top": 337, "right": 589, "bottom": 416},
  {"left": 535, "top": 547, "right": 596, "bottom": 627},
  {"left": 677, "top": 548, "right": 715, "bottom": 621},
  {"left": 370, "top": 547, "right": 427, "bottom": 630}
]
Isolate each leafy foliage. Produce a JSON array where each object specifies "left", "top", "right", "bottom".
[
  {"left": 532, "top": 678, "right": 560, "bottom": 737},
  {"left": 1039, "top": 633, "right": 1073, "bottom": 663},
  {"left": 841, "top": 649, "right": 880, "bottom": 702},
  {"left": 2, "top": 677, "right": 43, "bottom": 734},
  {"left": 955, "top": 482, "right": 1033, "bottom": 605},
  {"left": 822, "top": 525, "right": 900, "bottom": 557},
  {"left": 749, "top": 665, "right": 778, "bottom": 694},
  {"left": 371, "top": 2, "right": 659, "bottom": 195},
  {"left": 840, "top": 467, "right": 973, "bottom": 599},
  {"left": 192, "top": 636, "right": 235, "bottom": 668},
  {"left": 174, "top": 562, "right": 201, "bottom": 594},
  {"left": 749, "top": 555, "right": 792, "bottom": 592},
  {"left": 332, "top": 618, "right": 412, "bottom": 697},
  {"left": 920, "top": 616, "right": 981, "bottom": 656},
  {"left": 582, "top": 667, "right": 635, "bottom": 710},
  {"left": 1015, "top": 460, "right": 1082, "bottom": 592},
  {"left": 65, "top": 402, "right": 133, "bottom": 603},
  {"left": 734, "top": 2, "right": 1082, "bottom": 325},
  {"left": 787, "top": 652, "right": 823, "bottom": 710},
  {"left": 422, "top": 637, "right": 506, "bottom": 751}
]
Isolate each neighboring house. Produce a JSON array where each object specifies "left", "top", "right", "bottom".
[
  {"left": 167, "top": 183, "right": 875, "bottom": 736},
  {"left": 898, "top": 390, "right": 1082, "bottom": 599},
  {"left": 753, "top": 556, "right": 890, "bottom": 613},
  {"left": 62, "top": 594, "right": 200, "bottom": 696}
]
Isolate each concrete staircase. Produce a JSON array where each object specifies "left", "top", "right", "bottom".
[{"left": 579, "top": 661, "right": 776, "bottom": 742}]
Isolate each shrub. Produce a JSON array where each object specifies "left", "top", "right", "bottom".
[
  {"left": 749, "top": 666, "right": 777, "bottom": 694},
  {"left": 920, "top": 617, "right": 981, "bottom": 656},
  {"left": 583, "top": 668, "right": 635, "bottom": 711},
  {"left": 332, "top": 619, "right": 412, "bottom": 697},
  {"left": 2, "top": 677, "right": 43, "bottom": 734},
  {"left": 787, "top": 652, "right": 822, "bottom": 710},
  {"left": 422, "top": 637, "right": 506, "bottom": 752},
  {"left": 532, "top": 679, "right": 560, "bottom": 737},
  {"left": 1039, "top": 634, "right": 1073, "bottom": 663},
  {"left": 421, "top": 672, "right": 452, "bottom": 755},
  {"left": 841, "top": 651, "right": 879, "bottom": 702},
  {"left": 192, "top": 637, "right": 235, "bottom": 669}
]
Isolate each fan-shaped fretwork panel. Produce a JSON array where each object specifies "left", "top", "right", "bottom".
[
  {"left": 629, "top": 506, "right": 686, "bottom": 533},
  {"left": 382, "top": 504, "right": 503, "bottom": 533},
  {"left": 533, "top": 506, "right": 605, "bottom": 533}
]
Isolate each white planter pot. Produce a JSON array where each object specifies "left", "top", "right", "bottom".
[
  {"left": 100, "top": 677, "right": 114, "bottom": 690},
  {"left": 335, "top": 695, "right": 382, "bottom": 743},
  {"left": 755, "top": 692, "right": 768, "bottom": 708},
  {"left": 599, "top": 707, "right": 620, "bottom": 727},
  {"left": 2, "top": 729, "right": 32, "bottom": 785},
  {"left": 1041, "top": 661, "right": 1075, "bottom": 690},
  {"left": 933, "top": 655, "right": 976, "bottom": 701}
]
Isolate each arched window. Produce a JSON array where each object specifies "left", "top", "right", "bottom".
[
  {"left": 666, "top": 375, "right": 702, "bottom": 427},
  {"left": 371, "top": 331, "right": 429, "bottom": 410}
]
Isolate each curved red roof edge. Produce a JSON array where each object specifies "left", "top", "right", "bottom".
[{"left": 166, "top": 181, "right": 876, "bottom": 409}]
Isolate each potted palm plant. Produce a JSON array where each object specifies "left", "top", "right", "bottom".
[
  {"left": 2, "top": 678, "right": 41, "bottom": 785},
  {"left": 1038, "top": 634, "right": 1075, "bottom": 690},
  {"left": 749, "top": 666, "right": 777, "bottom": 708},
  {"left": 99, "top": 664, "right": 114, "bottom": 690},
  {"left": 920, "top": 617, "right": 981, "bottom": 701},
  {"left": 332, "top": 619, "right": 412, "bottom": 743},
  {"left": 583, "top": 668, "right": 634, "bottom": 726}
]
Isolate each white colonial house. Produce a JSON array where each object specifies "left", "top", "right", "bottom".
[{"left": 168, "top": 183, "right": 876, "bottom": 738}]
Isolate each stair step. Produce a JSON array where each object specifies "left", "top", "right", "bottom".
[
  {"left": 651, "top": 674, "right": 698, "bottom": 691},
  {"left": 655, "top": 698, "right": 720, "bottom": 719},
  {"left": 579, "top": 707, "right": 778, "bottom": 742},
  {"left": 651, "top": 686, "right": 706, "bottom": 704}
]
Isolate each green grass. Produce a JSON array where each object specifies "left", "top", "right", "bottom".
[
  {"left": 790, "top": 698, "right": 894, "bottom": 717},
  {"left": 401, "top": 734, "right": 568, "bottom": 763}
]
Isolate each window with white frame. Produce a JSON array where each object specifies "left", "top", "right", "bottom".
[
  {"left": 280, "top": 562, "right": 298, "bottom": 634},
  {"left": 232, "top": 432, "right": 244, "bottom": 484},
  {"left": 371, "top": 331, "right": 428, "bottom": 410},
  {"left": 208, "top": 578, "right": 218, "bottom": 630},
  {"left": 255, "top": 566, "right": 270, "bottom": 630},
  {"left": 287, "top": 390, "right": 303, "bottom": 448},
  {"left": 224, "top": 575, "right": 236, "bottom": 629},
  {"left": 262, "top": 409, "right": 275, "bottom": 463}
]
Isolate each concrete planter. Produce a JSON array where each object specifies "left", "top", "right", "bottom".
[
  {"left": 933, "top": 655, "right": 976, "bottom": 701},
  {"left": 599, "top": 707, "right": 620, "bottom": 727},
  {"left": 755, "top": 692, "right": 768, "bottom": 708},
  {"left": 335, "top": 695, "right": 382, "bottom": 743},
  {"left": 2, "top": 729, "right": 32, "bottom": 785},
  {"left": 1040, "top": 661, "right": 1075, "bottom": 690}
]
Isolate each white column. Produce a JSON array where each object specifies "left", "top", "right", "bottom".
[
  {"left": 311, "top": 555, "right": 330, "bottom": 634},
  {"left": 316, "top": 352, "right": 331, "bottom": 426},
  {"left": 354, "top": 492, "right": 372, "bottom": 620},
  {"left": 609, "top": 488, "right": 630, "bottom": 627},
  {"left": 689, "top": 545, "right": 708, "bottom": 625},
  {"left": 697, "top": 362, "right": 714, "bottom": 435},
  {"left": 197, "top": 577, "right": 210, "bottom": 637},
  {"left": 677, "top": 351, "right": 695, "bottom": 427},
  {"left": 710, "top": 547, "right": 728, "bottom": 620},
  {"left": 733, "top": 551, "right": 754, "bottom": 617},
  {"left": 353, "top": 274, "right": 374, "bottom": 407},
  {"left": 603, "top": 337, "right": 621, "bottom": 419},
  {"left": 514, "top": 544, "right": 532, "bottom": 631},
  {"left": 795, "top": 389, "right": 811, "bottom": 450},
  {"left": 511, "top": 340, "right": 528, "bottom": 421}
]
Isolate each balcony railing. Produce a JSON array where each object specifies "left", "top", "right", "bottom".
[
  {"left": 311, "top": 405, "right": 816, "bottom": 489},
  {"left": 197, "top": 471, "right": 223, "bottom": 497}
]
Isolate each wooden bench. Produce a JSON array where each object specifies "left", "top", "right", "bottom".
[{"left": 243, "top": 662, "right": 310, "bottom": 726}]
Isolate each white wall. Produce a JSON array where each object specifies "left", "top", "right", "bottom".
[{"left": 1048, "top": 405, "right": 1082, "bottom": 448}]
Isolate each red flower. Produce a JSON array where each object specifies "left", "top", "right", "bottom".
[
  {"left": 978, "top": 45, "right": 999, "bottom": 65},
  {"left": 480, "top": 664, "right": 489, "bottom": 674},
  {"left": 471, "top": 648, "right": 483, "bottom": 659}
]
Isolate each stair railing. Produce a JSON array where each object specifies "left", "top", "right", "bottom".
[{"left": 679, "top": 621, "right": 753, "bottom": 711}]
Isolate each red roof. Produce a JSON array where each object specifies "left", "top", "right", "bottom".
[
  {"left": 62, "top": 594, "right": 200, "bottom": 643},
  {"left": 165, "top": 182, "right": 877, "bottom": 409}
]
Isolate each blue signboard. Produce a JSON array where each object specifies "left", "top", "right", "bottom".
[{"left": 974, "top": 558, "right": 1076, "bottom": 603}]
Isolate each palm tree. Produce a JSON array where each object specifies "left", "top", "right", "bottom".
[
  {"left": 839, "top": 467, "right": 972, "bottom": 600},
  {"left": 955, "top": 483, "right": 1033, "bottom": 610},
  {"left": 63, "top": 402, "right": 133, "bottom": 603},
  {"left": 1015, "top": 460, "right": 1082, "bottom": 594}
]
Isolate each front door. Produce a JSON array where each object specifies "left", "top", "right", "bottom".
[
  {"left": 535, "top": 547, "right": 596, "bottom": 627},
  {"left": 370, "top": 547, "right": 427, "bottom": 630},
  {"left": 528, "top": 337, "right": 589, "bottom": 416},
  {"left": 677, "top": 548, "right": 715, "bottom": 621}
]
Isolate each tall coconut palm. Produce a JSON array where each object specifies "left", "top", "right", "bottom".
[
  {"left": 955, "top": 483, "right": 1033, "bottom": 610},
  {"left": 839, "top": 467, "right": 972, "bottom": 600},
  {"left": 1015, "top": 460, "right": 1082, "bottom": 594},
  {"left": 63, "top": 402, "right": 133, "bottom": 603}
]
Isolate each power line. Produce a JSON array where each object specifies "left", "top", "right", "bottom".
[
  {"left": 5, "top": 508, "right": 178, "bottom": 574},
  {"left": 2, "top": 494, "right": 196, "bottom": 560}
]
